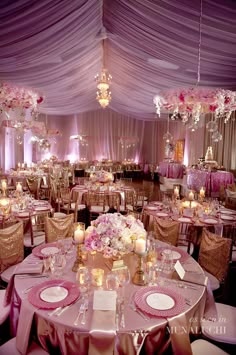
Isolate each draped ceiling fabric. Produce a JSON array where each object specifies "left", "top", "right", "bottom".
[{"left": 0, "top": 0, "right": 236, "bottom": 169}]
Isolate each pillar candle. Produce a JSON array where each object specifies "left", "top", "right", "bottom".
[
  {"left": 174, "top": 186, "right": 179, "bottom": 197},
  {"left": 189, "top": 191, "right": 194, "bottom": 201},
  {"left": 16, "top": 182, "right": 23, "bottom": 193},
  {"left": 199, "top": 187, "right": 205, "bottom": 198},
  {"left": 74, "top": 229, "right": 84, "bottom": 244},
  {"left": 135, "top": 238, "right": 146, "bottom": 255}
]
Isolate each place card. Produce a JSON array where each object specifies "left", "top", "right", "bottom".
[
  {"left": 93, "top": 290, "right": 117, "bottom": 311},
  {"left": 174, "top": 260, "right": 208, "bottom": 286},
  {"left": 174, "top": 260, "right": 185, "bottom": 279}
]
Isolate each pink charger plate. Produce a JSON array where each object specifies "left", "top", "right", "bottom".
[
  {"left": 32, "top": 243, "right": 60, "bottom": 258},
  {"left": 156, "top": 246, "right": 189, "bottom": 262},
  {"left": 134, "top": 285, "right": 186, "bottom": 318},
  {"left": 28, "top": 279, "right": 80, "bottom": 309}
]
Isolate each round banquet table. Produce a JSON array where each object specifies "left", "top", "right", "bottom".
[
  {"left": 11, "top": 240, "right": 211, "bottom": 355},
  {"left": 159, "top": 162, "right": 185, "bottom": 179},
  {"left": 186, "top": 169, "right": 234, "bottom": 197}
]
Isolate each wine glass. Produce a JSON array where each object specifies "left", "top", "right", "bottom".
[
  {"left": 50, "top": 252, "right": 66, "bottom": 278},
  {"left": 116, "top": 268, "right": 130, "bottom": 301}
]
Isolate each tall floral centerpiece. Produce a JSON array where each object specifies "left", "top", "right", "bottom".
[
  {"left": 84, "top": 213, "right": 147, "bottom": 258},
  {"left": 89, "top": 170, "right": 114, "bottom": 183}
]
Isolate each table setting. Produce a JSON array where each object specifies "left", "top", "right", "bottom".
[{"left": 9, "top": 220, "right": 215, "bottom": 355}]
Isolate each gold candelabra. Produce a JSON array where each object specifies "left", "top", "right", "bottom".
[
  {"left": 132, "top": 252, "right": 148, "bottom": 286},
  {"left": 72, "top": 243, "right": 84, "bottom": 272}
]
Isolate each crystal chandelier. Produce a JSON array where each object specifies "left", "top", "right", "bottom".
[
  {"left": 95, "top": 40, "right": 112, "bottom": 108},
  {"left": 153, "top": 0, "right": 236, "bottom": 139}
]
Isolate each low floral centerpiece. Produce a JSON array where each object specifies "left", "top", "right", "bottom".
[
  {"left": 84, "top": 213, "right": 147, "bottom": 258},
  {"left": 89, "top": 170, "right": 114, "bottom": 183}
]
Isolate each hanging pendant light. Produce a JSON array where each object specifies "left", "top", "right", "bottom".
[{"left": 95, "top": 39, "right": 112, "bottom": 108}]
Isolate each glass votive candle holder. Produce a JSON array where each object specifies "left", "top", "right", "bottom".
[{"left": 91, "top": 268, "right": 104, "bottom": 287}]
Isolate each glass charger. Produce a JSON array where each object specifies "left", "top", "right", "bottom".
[
  {"left": 134, "top": 286, "right": 185, "bottom": 317},
  {"left": 28, "top": 279, "right": 80, "bottom": 309},
  {"left": 32, "top": 243, "right": 60, "bottom": 258}
]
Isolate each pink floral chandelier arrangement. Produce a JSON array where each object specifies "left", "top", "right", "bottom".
[
  {"left": 153, "top": 0, "right": 236, "bottom": 141},
  {"left": 0, "top": 81, "right": 43, "bottom": 117},
  {"left": 153, "top": 87, "right": 236, "bottom": 126}
]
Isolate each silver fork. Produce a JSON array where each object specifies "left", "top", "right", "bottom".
[
  {"left": 81, "top": 300, "right": 89, "bottom": 325},
  {"left": 129, "top": 303, "right": 149, "bottom": 321},
  {"left": 74, "top": 303, "right": 85, "bottom": 326}
]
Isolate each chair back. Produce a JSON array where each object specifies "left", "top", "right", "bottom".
[
  {"left": 198, "top": 228, "right": 232, "bottom": 282},
  {"left": 153, "top": 217, "right": 179, "bottom": 246},
  {"left": 0, "top": 221, "right": 24, "bottom": 273},
  {"left": 45, "top": 214, "right": 74, "bottom": 243},
  {"left": 26, "top": 176, "right": 41, "bottom": 199},
  {"left": 107, "top": 192, "right": 121, "bottom": 212}
]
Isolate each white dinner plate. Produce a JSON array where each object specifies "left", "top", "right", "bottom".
[
  {"left": 220, "top": 209, "right": 236, "bottom": 215},
  {"left": 35, "top": 206, "right": 49, "bottom": 211},
  {"left": 146, "top": 293, "right": 175, "bottom": 310},
  {"left": 220, "top": 215, "right": 235, "bottom": 221},
  {"left": 40, "top": 286, "right": 68, "bottom": 303},
  {"left": 156, "top": 212, "right": 168, "bottom": 217},
  {"left": 202, "top": 218, "right": 218, "bottom": 225},
  {"left": 40, "top": 246, "right": 59, "bottom": 256},
  {"left": 146, "top": 206, "right": 157, "bottom": 211},
  {"left": 178, "top": 217, "right": 192, "bottom": 223}
]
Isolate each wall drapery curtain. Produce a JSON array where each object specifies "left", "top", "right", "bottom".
[{"left": 1, "top": 109, "right": 235, "bottom": 171}]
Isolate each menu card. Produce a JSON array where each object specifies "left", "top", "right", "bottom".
[
  {"left": 174, "top": 260, "right": 208, "bottom": 286},
  {"left": 93, "top": 290, "right": 117, "bottom": 311}
]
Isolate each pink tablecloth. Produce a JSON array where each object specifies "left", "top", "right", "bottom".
[
  {"left": 11, "top": 244, "right": 209, "bottom": 355},
  {"left": 187, "top": 169, "right": 234, "bottom": 196},
  {"left": 159, "top": 162, "right": 185, "bottom": 179}
]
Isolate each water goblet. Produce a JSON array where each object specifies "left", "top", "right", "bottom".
[
  {"left": 50, "top": 252, "right": 66, "bottom": 278},
  {"left": 76, "top": 267, "right": 91, "bottom": 294}
]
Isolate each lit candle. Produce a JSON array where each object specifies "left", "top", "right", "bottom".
[
  {"left": 18, "top": 162, "right": 20, "bottom": 168},
  {"left": 135, "top": 238, "right": 146, "bottom": 255},
  {"left": 74, "top": 228, "right": 85, "bottom": 244},
  {"left": 174, "top": 186, "right": 179, "bottom": 197},
  {"left": 21, "top": 163, "right": 24, "bottom": 169},
  {"left": 1, "top": 180, "right": 7, "bottom": 191},
  {"left": 189, "top": 191, "right": 194, "bottom": 201},
  {"left": 91, "top": 268, "right": 104, "bottom": 287},
  {"left": 16, "top": 182, "right": 23, "bottom": 193},
  {"left": 199, "top": 187, "right": 205, "bottom": 198}
]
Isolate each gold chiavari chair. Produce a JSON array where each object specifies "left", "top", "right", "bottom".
[
  {"left": 153, "top": 217, "right": 180, "bottom": 246},
  {"left": 198, "top": 228, "right": 232, "bottom": 294},
  {"left": 45, "top": 214, "right": 74, "bottom": 243},
  {"left": 24, "top": 210, "right": 52, "bottom": 248},
  {"left": 26, "top": 176, "right": 41, "bottom": 199},
  {"left": 0, "top": 221, "right": 24, "bottom": 283}
]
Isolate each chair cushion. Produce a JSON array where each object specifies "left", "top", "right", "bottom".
[
  {"left": 0, "top": 337, "right": 49, "bottom": 354},
  {"left": 191, "top": 339, "right": 229, "bottom": 355},
  {"left": 77, "top": 204, "right": 86, "bottom": 211},
  {"left": 0, "top": 290, "right": 10, "bottom": 324},
  {"left": 1, "top": 263, "right": 22, "bottom": 283},
  {"left": 201, "top": 303, "right": 236, "bottom": 345}
]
